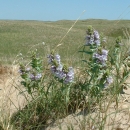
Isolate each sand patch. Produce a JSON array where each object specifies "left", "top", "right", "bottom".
[
  {"left": 0, "top": 65, "right": 27, "bottom": 117},
  {"left": 45, "top": 79, "right": 130, "bottom": 130}
]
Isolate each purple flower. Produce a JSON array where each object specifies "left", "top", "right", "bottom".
[
  {"left": 35, "top": 73, "right": 42, "bottom": 80},
  {"left": 48, "top": 53, "right": 74, "bottom": 84},
  {"left": 86, "top": 35, "right": 94, "bottom": 45},
  {"left": 58, "top": 71, "right": 66, "bottom": 79},
  {"left": 47, "top": 54, "right": 54, "bottom": 64},
  {"left": 50, "top": 66, "right": 56, "bottom": 74},
  {"left": 106, "top": 76, "right": 113, "bottom": 84},
  {"left": 93, "top": 49, "right": 108, "bottom": 65},
  {"left": 100, "top": 55, "right": 107, "bottom": 61},
  {"left": 94, "top": 30, "right": 100, "bottom": 39},
  {"left": 104, "top": 76, "right": 113, "bottom": 88},
  {"left": 50, "top": 64, "right": 63, "bottom": 77},
  {"left": 56, "top": 64, "right": 63, "bottom": 71},
  {"left": 54, "top": 70, "right": 61, "bottom": 78},
  {"left": 47, "top": 54, "right": 61, "bottom": 65},
  {"left": 51, "top": 65, "right": 74, "bottom": 84},
  {"left": 68, "top": 67, "right": 74, "bottom": 75},
  {"left": 64, "top": 67, "right": 74, "bottom": 84},
  {"left": 29, "top": 73, "right": 42, "bottom": 81},
  {"left": 29, "top": 74, "right": 35, "bottom": 80},
  {"left": 85, "top": 30, "right": 100, "bottom": 46},
  {"left": 55, "top": 54, "right": 61, "bottom": 64},
  {"left": 94, "top": 39, "right": 100, "bottom": 46},
  {"left": 102, "top": 49, "right": 108, "bottom": 56}
]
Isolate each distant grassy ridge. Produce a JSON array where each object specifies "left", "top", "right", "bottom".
[{"left": 0, "top": 19, "right": 130, "bottom": 64}]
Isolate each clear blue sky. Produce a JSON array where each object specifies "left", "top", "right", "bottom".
[{"left": 0, "top": 0, "right": 130, "bottom": 21}]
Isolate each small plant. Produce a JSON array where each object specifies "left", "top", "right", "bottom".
[
  {"left": 80, "top": 26, "right": 113, "bottom": 100},
  {"left": 14, "top": 47, "right": 75, "bottom": 129},
  {"left": 19, "top": 49, "right": 43, "bottom": 96}
]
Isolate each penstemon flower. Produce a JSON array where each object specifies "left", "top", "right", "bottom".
[
  {"left": 47, "top": 53, "right": 74, "bottom": 84},
  {"left": 47, "top": 54, "right": 54, "bottom": 64},
  {"left": 86, "top": 35, "right": 94, "bottom": 45},
  {"left": 56, "top": 63, "right": 63, "bottom": 71},
  {"left": 64, "top": 67, "right": 74, "bottom": 84},
  {"left": 50, "top": 66, "right": 56, "bottom": 74},
  {"left": 94, "top": 30, "right": 100, "bottom": 39},
  {"left": 102, "top": 49, "right": 108, "bottom": 56},
  {"left": 85, "top": 27, "right": 100, "bottom": 46},
  {"left": 104, "top": 76, "right": 113, "bottom": 88},
  {"left": 35, "top": 73, "right": 42, "bottom": 80},
  {"left": 19, "top": 63, "right": 42, "bottom": 82},
  {"left": 58, "top": 71, "right": 66, "bottom": 80},
  {"left": 55, "top": 54, "right": 61, "bottom": 64},
  {"left": 93, "top": 49, "right": 108, "bottom": 65}
]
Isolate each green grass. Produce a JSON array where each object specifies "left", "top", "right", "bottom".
[{"left": 0, "top": 19, "right": 130, "bottom": 64}]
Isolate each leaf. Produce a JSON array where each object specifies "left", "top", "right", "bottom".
[
  {"left": 66, "top": 85, "right": 71, "bottom": 104},
  {"left": 78, "top": 50, "right": 93, "bottom": 55},
  {"left": 82, "top": 60, "right": 88, "bottom": 63}
]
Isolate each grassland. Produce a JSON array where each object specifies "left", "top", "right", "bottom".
[{"left": 0, "top": 19, "right": 130, "bottom": 65}]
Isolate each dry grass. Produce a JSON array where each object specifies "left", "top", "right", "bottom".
[{"left": 45, "top": 91, "right": 130, "bottom": 130}]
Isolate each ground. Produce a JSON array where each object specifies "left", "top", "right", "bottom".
[{"left": 0, "top": 65, "right": 130, "bottom": 130}]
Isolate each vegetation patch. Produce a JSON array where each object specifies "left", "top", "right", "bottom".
[{"left": 0, "top": 20, "right": 130, "bottom": 130}]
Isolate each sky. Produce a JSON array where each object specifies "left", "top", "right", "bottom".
[{"left": 0, "top": 0, "right": 130, "bottom": 21}]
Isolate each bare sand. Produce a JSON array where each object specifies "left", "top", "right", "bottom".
[{"left": 0, "top": 65, "right": 27, "bottom": 117}]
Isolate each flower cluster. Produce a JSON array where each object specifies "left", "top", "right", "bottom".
[
  {"left": 19, "top": 65, "right": 42, "bottom": 81},
  {"left": 29, "top": 73, "right": 42, "bottom": 81},
  {"left": 85, "top": 28, "right": 100, "bottom": 46},
  {"left": 47, "top": 54, "right": 74, "bottom": 84},
  {"left": 84, "top": 26, "right": 114, "bottom": 90},
  {"left": 93, "top": 49, "right": 108, "bottom": 65}
]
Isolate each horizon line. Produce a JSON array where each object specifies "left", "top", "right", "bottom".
[{"left": 0, "top": 18, "right": 130, "bottom": 22}]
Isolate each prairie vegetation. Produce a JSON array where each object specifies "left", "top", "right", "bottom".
[{"left": 0, "top": 19, "right": 130, "bottom": 130}]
